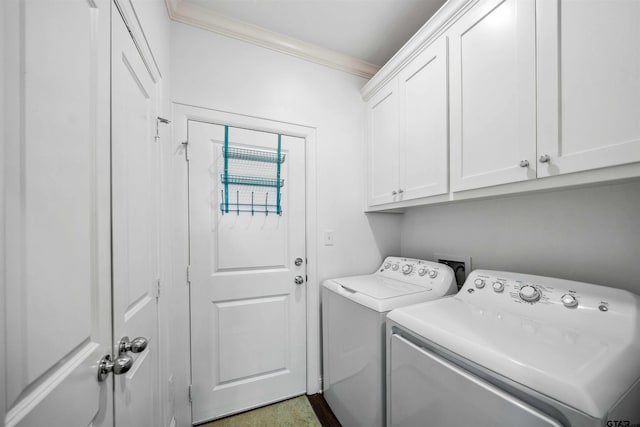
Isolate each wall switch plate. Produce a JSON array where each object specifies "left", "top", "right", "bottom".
[
  {"left": 435, "top": 253, "right": 472, "bottom": 289},
  {"left": 324, "top": 230, "right": 334, "bottom": 246}
]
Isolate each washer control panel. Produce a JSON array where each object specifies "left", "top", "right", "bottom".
[
  {"left": 460, "top": 270, "right": 631, "bottom": 315},
  {"left": 378, "top": 256, "right": 456, "bottom": 293}
]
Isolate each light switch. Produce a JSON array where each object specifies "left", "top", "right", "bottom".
[{"left": 324, "top": 230, "right": 334, "bottom": 246}]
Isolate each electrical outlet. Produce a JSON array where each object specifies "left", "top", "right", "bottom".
[{"left": 435, "top": 253, "right": 472, "bottom": 289}]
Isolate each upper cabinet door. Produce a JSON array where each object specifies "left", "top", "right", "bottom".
[
  {"left": 449, "top": 0, "right": 537, "bottom": 192},
  {"left": 367, "top": 80, "right": 400, "bottom": 206},
  {"left": 398, "top": 37, "right": 449, "bottom": 200},
  {"left": 537, "top": 0, "right": 640, "bottom": 177}
]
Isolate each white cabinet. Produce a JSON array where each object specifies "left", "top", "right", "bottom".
[
  {"left": 537, "top": 0, "right": 640, "bottom": 177},
  {"left": 367, "top": 80, "right": 400, "bottom": 206},
  {"left": 367, "top": 37, "right": 449, "bottom": 207},
  {"left": 448, "top": 0, "right": 537, "bottom": 192},
  {"left": 398, "top": 37, "right": 449, "bottom": 201}
]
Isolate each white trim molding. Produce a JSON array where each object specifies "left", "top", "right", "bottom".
[{"left": 165, "top": 0, "right": 380, "bottom": 79}]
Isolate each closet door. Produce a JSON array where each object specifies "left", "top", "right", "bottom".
[
  {"left": 449, "top": 0, "right": 536, "bottom": 192},
  {"left": 3, "top": 0, "right": 112, "bottom": 426},
  {"left": 537, "top": 0, "right": 640, "bottom": 177},
  {"left": 111, "top": 8, "right": 161, "bottom": 427},
  {"left": 398, "top": 37, "right": 449, "bottom": 201}
]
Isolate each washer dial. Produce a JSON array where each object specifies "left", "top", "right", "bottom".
[
  {"left": 474, "top": 279, "right": 485, "bottom": 289},
  {"left": 402, "top": 264, "right": 413, "bottom": 275},
  {"left": 519, "top": 285, "right": 541, "bottom": 303},
  {"left": 392, "top": 264, "right": 399, "bottom": 271},
  {"left": 418, "top": 267, "right": 427, "bottom": 276},
  {"left": 492, "top": 282, "right": 505, "bottom": 293},
  {"left": 428, "top": 270, "right": 438, "bottom": 279}
]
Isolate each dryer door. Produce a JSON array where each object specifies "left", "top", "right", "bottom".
[{"left": 389, "top": 334, "right": 563, "bottom": 427}]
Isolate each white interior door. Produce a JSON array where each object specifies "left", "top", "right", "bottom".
[
  {"left": 3, "top": 0, "right": 112, "bottom": 426},
  {"left": 111, "top": 8, "right": 160, "bottom": 427},
  {"left": 188, "top": 120, "right": 307, "bottom": 423}
]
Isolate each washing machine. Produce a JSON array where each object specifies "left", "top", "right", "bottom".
[
  {"left": 387, "top": 270, "right": 640, "bottom": 427},
  {"left": 322, "top": 256, "right": 457, "bottom": 427}
]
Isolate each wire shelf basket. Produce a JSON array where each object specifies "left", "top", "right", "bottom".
[
  {"left": 220, "top": 174, "right": 284, "bottom": 188},
  {"left": 223, "top": 146, "right": 286, "bottom": 164}
]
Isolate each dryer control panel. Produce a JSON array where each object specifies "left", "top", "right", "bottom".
[
  {"left": 377, "top": 257, "right": 457, "bottom": 295},
  {"left": 459, "top": 270, "right": 639, "bottom": 323}
]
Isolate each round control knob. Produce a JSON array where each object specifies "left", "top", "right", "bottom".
[
  {"left": 402, "top": 264, "right": 413, "bottom": 275},
  {"left": 428, "top": 270, "right": 438, "bottom": 279},
  {"left": 561, "top": 294, "right": 578, "bottom": 308},
  {"left": 417, "top": 267, "right": 427, "bottom": 276},
  {"left": 391, "top": 264, "right": 399, "bottom": 271},
  {"left": 474, "top": 279, "right": 485, "bottom": 289},
  {"left": 519, "top": 285, "right": 540, "bottom": 303},
  {"left": 384, "top": 262, "right": 391, "bottom": 269},
  {"left": 492, "top": 282, "right": 505, "bottom": 293}
]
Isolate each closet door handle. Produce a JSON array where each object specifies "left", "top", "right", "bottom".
[
  {"left": 539, "top": 154, "right": 550, "bottom": 163},
  {"left": 391, "top": 190, "right": 397, "bottom": 195}
]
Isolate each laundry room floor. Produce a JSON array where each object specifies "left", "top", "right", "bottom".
[{"left": 198, "top": 395, "right": 341, "bottom": 427}]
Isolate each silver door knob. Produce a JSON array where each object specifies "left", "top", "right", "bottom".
[
  {"left": 97, "top": 353, "right": 133, "bottom": 382},
  {"left": 539, "top": 154, "right": 550, "bottom": 163},
  {"left": 119, "top": 336, "right": 148, "bottom": 355},
  {"left": 294, "top": 275, "right": 304, "bottom": 285},
  {"left": 294, "top": 257, "right": 304, "bottom": 267},
  {"left": 520, "top": 160, "right": 529, "bottom": 167},
  {"left": 398, "top": 188, "right": 404, "bottom": 194},
  {"left": 391, "top": 190, "right": 397, "bottom": 195}
]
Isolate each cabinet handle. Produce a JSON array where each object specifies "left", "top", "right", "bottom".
[
  {"left": 398, "top": 189, "right": 404, "bottom": 194},
  {"left": 391, "top": 190, "right": 397, "bottom": 195},
  {"left": 520, "top": 160, "right": 529, "bottom": 167},
  {"left": 539, "top": 154, "right": 551, "bottom": 163}
]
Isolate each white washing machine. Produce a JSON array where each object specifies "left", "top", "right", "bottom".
[
  {"left": 322, "top": 256, "right": 457, "bottom": 427},
  {"left": 387, "top": 270, "right": 640, "bottom": 427}
]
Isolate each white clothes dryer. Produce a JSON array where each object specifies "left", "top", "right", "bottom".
[
  {"left": 387, "top": 270, "right": 640, "bottom": 427},
  {"left": 322, "top": 256, "right": 457, "bottom": 427}
]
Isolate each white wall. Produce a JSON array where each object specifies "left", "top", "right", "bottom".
[
  {"left": 401, "top": 181, "right": 640, "bottom": 294},
  {"left": 169, "top": 20, "right": 401, "bottom": 426}
]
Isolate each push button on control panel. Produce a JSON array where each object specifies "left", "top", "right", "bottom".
[{"left": 561, "top": 294, "right": 578, "bottom": 308}]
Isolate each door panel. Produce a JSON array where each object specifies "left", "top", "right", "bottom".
[
  {"left": 389, "top": 334, "right": 562, "bottom": 427},
  {"left": 3, "top": 0, "right": 112, "bottom": 426},
  {"left": 112, "top": 9, "right": 160, "bottom": 427},
  {"left": 398, "top": 36, "right": 449, "bottom": 200},
  {"left": 537, "top": 0, "right": 640, "bottom": 176},
  {"left": 368, "top": 81, "right": 400, "bottom": 206},
  {"left": 449, "top": 0, "right": 536, "bottom": 191},
  {"left": 189, "top": 121, "right": 306, "bottom": 423}
]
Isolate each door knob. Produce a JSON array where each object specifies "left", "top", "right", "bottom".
[
  {"left": 520, "top": 160, "right": 529, "bottom": 167},
  {"left": 97, "top": 353, "right": 133, "bottom": 382},
  {"left": 294, "top": 275, "right": 304, "bottom": 285},
  {"left": 391, "top": 190, "right": 397, "bottom": 195},
  {"left": 119, "top": 336, "right": 148, "bottom": 355},
  {"left": 539, "top": 154, "right": 550, "bottom": 163},
  {"left": 294, "top": 257, "right": 304, "bottom": 267}
]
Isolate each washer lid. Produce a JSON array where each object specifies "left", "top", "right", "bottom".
[
  {"left": 322, "top": 275, "right": 449, "bottom": 313},
  {"left": 333, "top": 275, "right": 427, "bottom": 299},
  {"left": 388, "top": 296, "right": 640, "bottom": 419}
]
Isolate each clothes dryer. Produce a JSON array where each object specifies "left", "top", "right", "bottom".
[{"left": 387, "top": 270, "right": 640, "bottom": 427}]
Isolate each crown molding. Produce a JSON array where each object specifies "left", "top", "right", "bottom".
[
  {"left": 360, "top": 0, "right": 476, "bottom": 101},
  {"left": 165, "top": 0, "right": 380, "bottom": 79}
]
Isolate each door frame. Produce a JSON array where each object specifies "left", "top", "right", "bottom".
[{"left": 171, "top": 102, "right": 320, "bottom": 417}]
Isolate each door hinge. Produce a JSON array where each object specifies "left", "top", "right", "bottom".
[
  {"left": 155, "top": 116, "right": 170, "bottom": 141},
  {"left": 186, "top": 265, "right": 191, "bottom": 286},
  {"left": 155, "top": 279, "right": 161, "bottom": 301},
  {"left": 182, "top": 141, "right": 189, "bottom": 161},
  {"left": 188, "top": 384, "right": 192, "bottom": 403}
]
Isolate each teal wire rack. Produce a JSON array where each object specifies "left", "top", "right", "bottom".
[{"left": 220, "top": 126, "right": 285, "bottom": 215}]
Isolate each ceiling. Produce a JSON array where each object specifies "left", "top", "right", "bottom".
[{"left": 180, "top": 0, "right": 448, "bottom": 67}]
